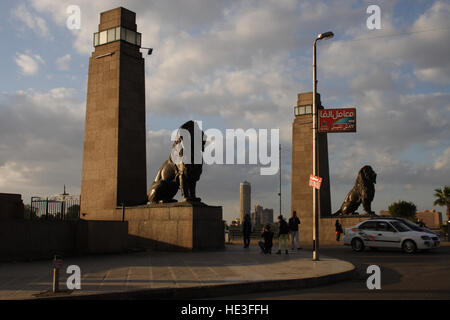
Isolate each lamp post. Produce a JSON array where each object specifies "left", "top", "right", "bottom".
[
  {"left": 279, "top": 143, "right": 281, "bottom": 217},
  {"left": 312, "top": 31, "right": 334, "bottom": 261}
]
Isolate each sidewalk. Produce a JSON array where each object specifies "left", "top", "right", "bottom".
[{"left": 0, "top": 244, "right": 355, "bottom": 300}]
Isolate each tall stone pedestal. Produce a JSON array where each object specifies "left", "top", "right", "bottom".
[
  {"left": 116, "top": 202, "right": 224, "bottom": 251},
  {"left": 81, "top": 7, "right": 147, "bottom": 221}
]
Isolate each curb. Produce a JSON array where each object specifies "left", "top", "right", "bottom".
[{"left": 34, "top": 265, "right": 356, "bottom": 300}]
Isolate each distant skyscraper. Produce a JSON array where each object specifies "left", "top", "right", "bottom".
[
  {"left": 254, "top": 204, "right": 273, "bottom": 226},
  {"left": 240, "top": 181, "right": 251, "bottom": 223}
]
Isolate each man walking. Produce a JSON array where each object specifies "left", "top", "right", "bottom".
[
  {"left": 289, "top": 211, "right": 302, "bottom": 250},
  {"left": 276, "top": 215, "right": 289, "bottom": 255}
]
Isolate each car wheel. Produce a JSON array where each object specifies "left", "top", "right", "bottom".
[
  {"left": 351, "top": 238, "right": 365, "bottom": 252},
  {"left": 402, "top": 240, "right": 417, "bottom": 254}
]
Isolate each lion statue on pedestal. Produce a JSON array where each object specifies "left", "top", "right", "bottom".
[
  {"left": 333, "top": 165, "right": 377, "bottom": 216},
  {"left": 148, "top": 120, "right": 205, "bottom": 204}
]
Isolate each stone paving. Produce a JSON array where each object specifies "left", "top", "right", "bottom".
[{"left": 0, "top": 245, "right": 354, "bottom": 299}]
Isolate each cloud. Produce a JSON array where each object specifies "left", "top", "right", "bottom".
[
  {"left": 434, "top": 147, "right": 450, "bottom": 170},
  {"left": 56, "top": 54, "right": 71, "bottom": 71},
  {"left": 4, "top": 0, "right": 449, "bottom": 219},
  {"left": 0, "top": 88, "right": 85, "bottom": 198},
  {"left": 14, "top": 52, "right": 45, "bottom": 76},
  {"left": 11, "top": 3, "right": 51, "bottom": 39}
]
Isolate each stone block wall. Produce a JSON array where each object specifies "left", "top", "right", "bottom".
[{"left": 116, "top": 202, "right": 225, "bottom": 251}]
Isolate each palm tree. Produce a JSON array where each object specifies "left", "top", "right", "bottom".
[{"left": 433, "top": 186, "right": 450, "bottom": 222}]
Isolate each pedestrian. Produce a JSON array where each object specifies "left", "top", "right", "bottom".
[
  {"left": 276, "top": 215, "right": 289, "bottom": 254},
  {"left": 417, "top": 219, "right": 425, "bottom": 228},
  {"left": 335, "top": 219, "right": 343, "bottom": 241},
  {"left": 258, "top": 224, "right": 274, "bottom": 254},
  {"left": 288, "top": 211, "right": 302, "bottom": 250},
  {"left": 242, "top": 213, "right": 252, "bottom": 248}
]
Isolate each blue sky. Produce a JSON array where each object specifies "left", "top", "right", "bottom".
[{"left": 0, "top": 0, "right": 449, "bottom": 223}]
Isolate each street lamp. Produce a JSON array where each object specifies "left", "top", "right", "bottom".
[
  {"left": 141, "top": 47, "right": 153, "bottom": 55},
  {"left": 312, "top": 31, "right": 334, "bottom": 261}
]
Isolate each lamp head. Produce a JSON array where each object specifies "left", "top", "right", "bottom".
[
  {"left": 317, "top": 31, "right": 334, "bottom": 40},
  {"left": 147, "top": 48, "right": 153, "bottom": 55}
]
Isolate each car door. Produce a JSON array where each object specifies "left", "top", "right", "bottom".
[
  {"left": 375, "top": 221, "right": 401, "bottom": 248},
  {"left": 357, "top": 221, "right": 379, "bottom": 246}
]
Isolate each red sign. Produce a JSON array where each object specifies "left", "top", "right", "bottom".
[
  {"left": 319, "top": 108, "right": 356, "bottom": 133},
  {"left": 309, "top": 174, "right": 323, "bottom": 189}
]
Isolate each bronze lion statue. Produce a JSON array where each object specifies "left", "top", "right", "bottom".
[
  {"left": 333, "top": 165, "right": 377, "bottom": 216},
  {"left": 148, "top": 120, "right": 205, "bottom": 203}
]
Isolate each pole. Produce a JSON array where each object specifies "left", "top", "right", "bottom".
[
  {"left": 312, "top": 39, "right": 319, "bottom": 261},
  {"left": 46, "top": 197, "right": 49, "bottom": 220},
  {"left": 279, "top": 143, "right": 281, "bottom": 217},
  {"left": 52, "top": 267, "right": 60, "bottom": 293}
]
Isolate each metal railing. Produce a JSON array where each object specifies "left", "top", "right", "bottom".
[{"left": 30, "top": 195, "right": 80, "bottom": 220}]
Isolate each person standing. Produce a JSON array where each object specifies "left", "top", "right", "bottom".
[
  {"left": 242, "top": 213, "right": 252, "bottom": 248},
  {"left": 335, "top": 219, "right": 343, "bottom": 242},
  {"left": 276, "top": 215, "right": 289, "bottom": 254},
  {"left": 289, "top": 211, "right": 302, "bottom": 250}
]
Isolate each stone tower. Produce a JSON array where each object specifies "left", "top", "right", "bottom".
[
  {"left": 291, "top": 92, "right": 331, "bottom": 242},
  {"left": 240, "top": 181, "right": 251, "bottom": 223},
  {"left": 80, "top": 7, "right": 147, "bottom": 220}
]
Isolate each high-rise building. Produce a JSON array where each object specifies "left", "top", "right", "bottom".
[
  {"left": 253, "top": 204, "right": 273, "bottom": 226},
  {"left": 240, "top": 181, "right": 251, "bottom": 223}
]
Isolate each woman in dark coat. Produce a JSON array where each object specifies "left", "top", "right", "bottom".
[
  {"left": 335, "top": 219, "right": 344, "bottom": 241},
  {"left": 242, "top": 214, "right": 252, "bottom": 248}
]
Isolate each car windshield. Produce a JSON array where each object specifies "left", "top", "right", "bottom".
[
  {"left": 399, "top": 219, "right": 423, "bottom": 231},
  {"left": 390, "top": 221, "right": 410, "bottom": 232}
]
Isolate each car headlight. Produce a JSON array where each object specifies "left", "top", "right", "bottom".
[{"left": 421, "top": 235, "right": 431, "bottom": 240}]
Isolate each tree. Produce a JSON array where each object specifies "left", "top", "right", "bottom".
[
  {"left": 433, "top": 186, "right": 450, "bottom": 222},
  {"left": 388, "top": 200, "right": 416, "bottom": 220}
]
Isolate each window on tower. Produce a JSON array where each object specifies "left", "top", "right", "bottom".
[
  {"left": 93, "top": 26, "right": 142, "bottom": 47},
  {"left": 294, "top": 105, "right": 313, "bottom": 116}
]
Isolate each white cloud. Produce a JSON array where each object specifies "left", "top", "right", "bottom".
[
  {"left": 56, "top": 54, "right": 71, "bottom": 71},
  {"left": 434, "top": 147, "right": 450, "bottom": 170},
  {"left": 414, "top": 67, "right": 450, "bottom": 84},
  {"left": 14, "top": 52, "right": 45, "bottom": 76},
  {"left": 12, "top": 3, "right": 51, "bottom": 39},
  {"left": 0, "top": 87, "right": 85, "bottom": 198}
]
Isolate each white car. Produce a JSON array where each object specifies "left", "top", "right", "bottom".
[{"left": 343, "top": 218, "right": 440, "bottom": 253}]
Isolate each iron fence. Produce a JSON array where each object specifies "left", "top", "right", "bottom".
[{"left": 30, "top": 195, "right": 80, "bottom": 220}]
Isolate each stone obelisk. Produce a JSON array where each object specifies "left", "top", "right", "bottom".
[
  {"left": 291, "top": 92, "right": 331, "bottom": 243},
  {"left": 80, "top": 7, "right": 147, "bottom": 220}
]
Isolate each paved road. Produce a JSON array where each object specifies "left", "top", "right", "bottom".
[{"left": 218, "top": 243, "right": 450, "bottom": 300}]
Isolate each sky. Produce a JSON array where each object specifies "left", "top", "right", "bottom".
[{"left": 0, "top": 0, "right": 449, "bottom": 223}]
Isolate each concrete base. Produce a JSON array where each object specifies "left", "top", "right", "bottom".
[
  {"left": 116, "top": 202, "right": 225, "bottom": 251},
  {"left": 299, "top": 215, "right": 371, "bottom": 245},
  {"left": 0, "top": 220, "right": 128, "bottom": 261},
  {"left": 76, "top": 220, "right": 128, "bottom": 254}
]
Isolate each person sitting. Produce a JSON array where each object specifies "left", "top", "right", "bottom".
[{"left": 258, "top": 224, "right": 274, "bottom": 254}]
